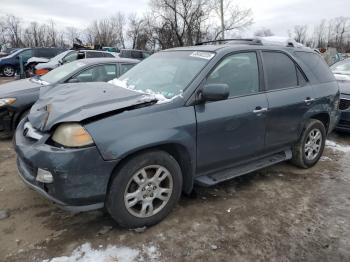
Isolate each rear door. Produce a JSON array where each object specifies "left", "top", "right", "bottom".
[
  {"left": 262, "top": 51, "right": 313, "bottom": 151},
  {"left": 195, "top": 51, "right": 269, "bottom": 174}
]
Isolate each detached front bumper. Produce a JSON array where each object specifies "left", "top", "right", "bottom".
[{"left": 14, "top": 119, "right": 119, "bottom": 212}]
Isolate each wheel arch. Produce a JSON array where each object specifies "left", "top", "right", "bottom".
[
  {"left": 309, "top": 112, "right": 330, "bottom": 133},
  {"left": 106, "top": 142, "right": 195, "bottom": 197}
]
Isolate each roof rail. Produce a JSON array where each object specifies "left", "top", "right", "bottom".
[
  {"left": 196, "top": 37, "right": 304, "bottom": 48},
  {"left": 195, "top": 38, "right": 262, "bottom": 46}
]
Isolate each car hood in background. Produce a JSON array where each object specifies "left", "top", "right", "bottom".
[
  {"left": 27, "top": 57, "right": 50, "bottom": 65},
  {"left": 0, "top": 78, "right": 43, "bottom": 97},
  {"left": 35, "top": 61, "right": 59, "bottom": 70},
  {"left": 338, "top": 80, "right": 350, "bottom": 95},
  {"left": 29, "top": 82, "right": 157, "bottom": 132}
]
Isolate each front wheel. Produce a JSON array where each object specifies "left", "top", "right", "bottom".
[
  {"left": 106, "top": 150, "right": 183, "bottom": 228},
  {"left": 291, "top": 119, "right": 326, "bottom": 168},
  {"left": 2, "top": 65, "right": 15, "bottom": 77}
]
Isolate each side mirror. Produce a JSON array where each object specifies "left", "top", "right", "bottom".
[
  {"left": 199, "top": 84, "right": 229, "bottom": 102},
  {"left": 67, "top": 78, "right": 79, "bottom": 83}
]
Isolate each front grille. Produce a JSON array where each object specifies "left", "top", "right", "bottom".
[{"left": 339, "top": 99, "right": 350, "bottom": 111}]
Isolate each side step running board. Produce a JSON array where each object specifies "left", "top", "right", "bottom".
[{"left": 195, "top": 149, "right": 292, "bottom": 187}]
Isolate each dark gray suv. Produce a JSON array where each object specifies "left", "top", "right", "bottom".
[{"left": 14, "top": 40, "right": 340, "bottom": 228}]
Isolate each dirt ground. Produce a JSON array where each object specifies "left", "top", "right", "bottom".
[{"left": 1, "top": 77, "right": 350, "bottom": 261}]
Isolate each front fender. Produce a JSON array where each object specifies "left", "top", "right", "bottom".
[{"left": 84, "top": 105, "right": 197, "bottom": 162}]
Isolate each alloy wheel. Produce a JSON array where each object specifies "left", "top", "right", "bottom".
[
  {"left": 304, "top": 128, "right": 322, "bottom": 161},
  {"left": 124, "top": 165, "right": 173, "bottom": 218},
  {"left": 3, "top": 66, "right": 14, "bottom": 77}
]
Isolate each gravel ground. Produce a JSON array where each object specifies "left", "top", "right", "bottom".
[{"left": 1, "top": 77, "right": 350, "bottom": 261}]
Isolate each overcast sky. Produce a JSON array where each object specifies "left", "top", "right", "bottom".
[{"left": 0, "top": 0, "right": 349, "bottom": 37}]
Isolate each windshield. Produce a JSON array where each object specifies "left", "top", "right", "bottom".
[
  {"left": 40, "top": 60, "right": 87, "bottom": 83},
  {"left": 116, "top": 51, "right": 214, "bottom": 98},
  {"left": 49, "top": 50, "right": 74, "bottom": 63},
  {"left": 331, "top": 59, "right": 350, "bottom": 75}
]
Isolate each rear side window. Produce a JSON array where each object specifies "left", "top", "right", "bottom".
[
  {"left": 294, "top": 51, "right": 335, "bottom": 83},
  {"left": 262, "top": 52, "right": 298, "bottom": 90},
  {"left": 86, "top": 52, "right": 106, "bottom": 58}
]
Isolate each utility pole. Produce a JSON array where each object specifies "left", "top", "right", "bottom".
[{"left": 220, "top": 0, "right": 225, "bottom": 39}]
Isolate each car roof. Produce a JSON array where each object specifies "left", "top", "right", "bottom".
[{"left": 77, "top": 57, "right": 140, "bottom": 64}]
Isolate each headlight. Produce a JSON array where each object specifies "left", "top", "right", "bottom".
[
  {"left": 52, "top": 123, "right": 94, "bottom": 147},
  {"left": 0, "top": 98, "right": 16, "bottom": 107}
]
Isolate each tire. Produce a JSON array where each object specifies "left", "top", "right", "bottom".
[
  {"left": 106, "top": 150, "right": 183, "bottom": 228},
  {"left": 291, "top": 119, "right": 326, "bottom": 168},
  {"left": 2, "top": 65, "right": 15, "bottom": 77}
]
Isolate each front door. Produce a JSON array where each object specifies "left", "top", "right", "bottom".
[{"left": 195, "top": 52, "right": 268, "bottom": 174}]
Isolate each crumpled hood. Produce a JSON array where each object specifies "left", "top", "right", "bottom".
[
  {"left": 29, "top": 82, "right": 157, "bottom": 132},
  {"left": 0, "top": 78, "right": 42, "bottom": 97}
]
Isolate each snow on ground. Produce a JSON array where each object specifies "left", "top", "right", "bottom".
[
  {"left": 326, "top": 140, "right": 350, "bottom": 153},
  {"left": 43, "top": 243, "right": 161, "bottom": 262}
]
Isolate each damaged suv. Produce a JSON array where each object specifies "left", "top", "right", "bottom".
[{"left": 15, "top": 40, "right": 340, "bottom": 228}]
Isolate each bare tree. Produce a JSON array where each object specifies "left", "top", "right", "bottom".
[
  {"left": 4, "top": 15, "right": 23, "bottom": 47},
  {"left": 254, "top": 28, "right": 274, "bottom": 37},
  {"left": 150, "top": 0, "right": 209, "bottom": 47},
  {"left": 210, "top": 0, "right": 253, "bottom": 40},
  {"left": 293, "top": 25, "right": 307, "bottom": 44},
  {"left": 65, "top": 26, "right": 80, "bottom": 46}
]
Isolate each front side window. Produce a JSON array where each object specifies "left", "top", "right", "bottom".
[
  {"left": 40, "top": 60, "right": 86, "bottom": 83},
  {"left": 75, "top": 64, "right": 117, "bottom": 82},
  {"left": 18, "top": 49, "right": 33, "bottom": 61},
  {"left": 263, "top": 52, "right": 298, "bottom": 90},
  {"left": 206, "top": 52, "right": 260, "bottom": 97},
  {"left": 117, "top": 51, "right": 213, "bottom": 98},
  {"left": 63, "top": 52, "right": 78, "bottom": 63},
  {"left": 120, "top": 63, "right": 136, "bottom": 76}
]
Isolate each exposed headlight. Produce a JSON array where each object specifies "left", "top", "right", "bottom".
[
  {"left": 0, "top": 98, "right": 16, "bottom": 107},
  {"left": 52, "top": 123, "right": 94, "bottom": 147}
]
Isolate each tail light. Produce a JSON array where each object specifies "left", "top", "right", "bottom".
[{"left": 35, "top": 68, "right": 49, "bottom": 76}]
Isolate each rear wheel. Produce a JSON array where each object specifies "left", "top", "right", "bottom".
[
  {"left": 106, "top": 150, "right": 183, "bottom": 228},
  {"left": 291, "top": 119, "right": 326, "bottom": 168},
  {"left": 2, "top": 65, "right": 15, "bottom": 77}
]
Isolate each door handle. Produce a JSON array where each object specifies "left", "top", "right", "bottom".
[
  {"left": 253, "top": 107, "right": 268, "bottom": 114},
  {"left": 304, "top": 97, "right": 315, "bottom": 104}
]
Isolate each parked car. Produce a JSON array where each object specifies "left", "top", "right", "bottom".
[
  {"left": 331, "top": 58, "right": 350, "bottom": 131},
  {"left": 102, "top": 47, "right": 120, "bottom": 53},
  {"left": 119, "top": 49, "right": 151, "bottom": 60},
  {"left": 0, "top": 48, "right": 66, "bottom": 77},
  {"left": 33, "top": 50, "right": 116, "bottom": 76},
  {"left": 0, "top": 57, "right": 138, "bottom": 138},
  {"left": 14, "top": 40, "right": 339, "bottom": 228}
]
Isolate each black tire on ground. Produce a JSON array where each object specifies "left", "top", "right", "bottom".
[
  {"left": 2, "top": 65, "right": 15, "bottom": 77},
  {"left": 106, "top": 150, "right": 183, "bottom": 228},
  {"left": 291, "top": 119, "right": 326, "bottom": 169}
]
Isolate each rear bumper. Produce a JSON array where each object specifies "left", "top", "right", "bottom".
[{"left": 14, "top": 119, "right": 119, "bottom": 212}]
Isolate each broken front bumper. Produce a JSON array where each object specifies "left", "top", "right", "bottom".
[
  {"left": 14, "top": 119, "right": 119, "bottom": 212},
  {"left": 0, "top": 108, "right": 14, "bottom": 137}
]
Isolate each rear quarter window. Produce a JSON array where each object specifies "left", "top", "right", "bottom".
[{"left": 294, "top": 51, "right": 335, "bottom": 83}]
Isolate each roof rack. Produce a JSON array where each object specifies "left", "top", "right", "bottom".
[
  {"left": 196, "top": 37, "right": 304, "bottom": 48},
  {"left": 196, "top": 38, "right": 262, "bottom": 46}
]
